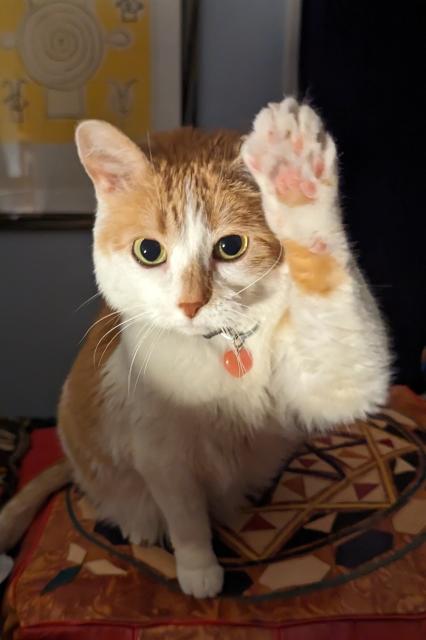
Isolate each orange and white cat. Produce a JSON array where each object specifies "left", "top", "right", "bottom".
[{"left": 0, "top": 98, "right": 390, "bottom": 597}]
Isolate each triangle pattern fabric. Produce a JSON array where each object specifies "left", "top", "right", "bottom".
[
  {"left": 394, "top": 457, "right": 416, "bottom": 474},
  {"left": 330, "top": 434, "right": 360, "bottom": 446},
  {"left": 290, "top": 456, "right": 340, "bottom": 477},
  {"left": 271, "top": 483, "right": 306, "bottom": 503},
  {"left": 225, "top": 510, "right": 253, "bottom": 533},
  {"left": 353, "top": 483, "right": 378, "bottom": 500},
  {"left": 333, "top": 484, "right": 359, "bottom": 503},
  {"left": 352, "top": 467, "right": 381, "bottom": 484},
  {"left": 309, "top": 430, "right": 365, "bottom": 447},
  {"left": 352, "top": 468, "right": 386, "bottom": 502},
  {"left": 338, "top": 448, "right": 368, "bottom": 460},
  {"left": 378, "top": 437, "right": 394, "bottom": 449},
  {"left": 241, "top": 514, "right": 275, "bottom": 532},
  {"left": 377, "top": 438, "right": 411, "bottom": 455},
  {"left": 332, "top": 445, "right": 370, "bottom": 458},
  {"left": 241, "top": 529, "right": 277, "bottom": 556},
  {"left": 360, "top": 485, "right": 387, "bottom": 502},
  {"left": 334, "top": 447, "right": 369, "bottom": 469},
  {"left": 283, "top": 475, "right": 306, "bottom": 498},
  {"left": 309, "top": 458, "right": 338, "bottom": 473},
  {"left": 338, "top": 456, "right": 368, "bottom": 470},
  {"left": 345, "top": 444, "right": 371, "bottom": 458},
  {"left": 305, "top": 513, "right": 336, "bottom": 534},
  {"left": 303, "top": 476, "right": 332, "bottom": 499},
  {"left": 260, "top": 510, "right": 299, "bottom": 530},
  {"left": 310, "top": 426, "right": 363, "bottom": 449},
  {"left": 370, "top": 428, "right": 411, "bottom": 452},
  {"left": 295, "top": 457, "right": 317, "bottom": 469}
]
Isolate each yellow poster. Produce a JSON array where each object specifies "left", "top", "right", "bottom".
[{"left": 0, "top": 0, "right": 150, "bottom": 143}]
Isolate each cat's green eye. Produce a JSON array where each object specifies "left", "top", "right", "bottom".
[
  {"left": 214, "top": 234, "right": 249, "bottom": 261},
  {"left": 133, "top": 238, "right": 167, "bottom": 266}
]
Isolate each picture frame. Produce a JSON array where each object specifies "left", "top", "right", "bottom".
[{"left": 0, "top": 0, "right": 181, "bottom": 230}]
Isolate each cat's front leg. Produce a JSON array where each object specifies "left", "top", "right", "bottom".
[
  {"left": 137, "top": 456, "right": 223, "bottom": 598},
  {"left": 242, "top": 98, "right": 390, "bottom": 427}
]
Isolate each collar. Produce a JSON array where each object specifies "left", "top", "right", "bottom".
[{"left": 203, "top": 323, "right": 259, "bottom": 344}]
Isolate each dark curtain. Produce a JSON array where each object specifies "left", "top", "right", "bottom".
[
  {"left": 300, "top": 0, "right": 426, "bottom": 392},
  {"left": 182, "top": 0, "right": 200, "bottom": 126}
]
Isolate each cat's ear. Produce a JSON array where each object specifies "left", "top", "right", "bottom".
[{"left": 75, "top": 120, "right": 150, "bottom": 194}]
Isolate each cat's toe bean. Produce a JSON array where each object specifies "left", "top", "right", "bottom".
[{"left": 242, "top": 97, "right": 337, "bottom": 214}]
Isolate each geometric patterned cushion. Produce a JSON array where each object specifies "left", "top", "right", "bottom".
[{"left": 4, "top": 386, "right": 426, "bottom": 639}]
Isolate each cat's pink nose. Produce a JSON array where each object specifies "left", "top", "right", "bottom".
[{"left": 178, "top": 301, "right": 204, "bottom": 319}]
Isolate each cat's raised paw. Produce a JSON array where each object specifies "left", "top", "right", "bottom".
[
  {"left": 177, "top": 561, "right": 224, "bottom": 598},
  {"left": 242, "top": 98, "right": 337, "bottom": 209}
]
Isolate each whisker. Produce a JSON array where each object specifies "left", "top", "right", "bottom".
[
  {"left": 97, "top": 320, "right": 137, "bottom": 369},
  {"left": 222, "top": 326, "right": 242, "bottom": 376},
  {"left": 226, "top": 310, "right": 259, "bottom": 333},
  {"left": 233, "top": 328, "right": 248, "bottom": 376},
  {"left": 80, "top": 310, "right": 120, "bottom": 344},
  {"left": 225, "top": 310, "right": 275, "bottom": 358},
  {"left": 231, "top": 245, "right": 283, "bottom": 297},
  {"left": 93, "top": 311, "right": 150, "bottom": 367},
  {"left": 133, "top": 326, "right": 165, "bottom": 394},
  {"left": 97, "top": 314, "right": 151, "bottom": 369},
  {"left": 94, "top": 318, "right": 136, "bottom": 369},
  {"left": 80, "top": 304, "right": 146, "bottom": 343},
  {"left": 142, "top": 327, "right": 166, "bottom": 378},
  {"left": 133, "top": 322, "right": 160, "bottom": 394},
  {"left": 75, "top": 291, "right": 101, "bottom": 312},
  {"left": 127, "top": 322, "right": 157, "bottom": 395}
]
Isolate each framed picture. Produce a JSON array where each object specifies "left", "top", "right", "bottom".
[{"left": 0, "top": 0, "right": 181, "bottom": 228}]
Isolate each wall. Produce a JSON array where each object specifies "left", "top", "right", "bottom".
[
  {"left": 0, "top": 0, "right": 287, "bottom": 415},
  {"left": 197, "top": 0, "right": 285, "bottom": 131},
  {"left": 0, "top": 230, "right": 96, "bottom": 415}
]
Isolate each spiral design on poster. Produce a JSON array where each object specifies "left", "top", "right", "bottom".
[{"left": 18, "top": 2, "right": 104, "bottom": 91}]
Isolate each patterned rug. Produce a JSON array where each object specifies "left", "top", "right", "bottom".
[
  {"left": 4, "top": 387, "right": 426, "bottom": 639},
  {"left": 0, "top": 418, "right": 30, "bottom": 510},
  {"left": 64, "top": 405, "right": 426, "bottom": 600}
]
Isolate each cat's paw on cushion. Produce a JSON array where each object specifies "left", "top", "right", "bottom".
[{"left": 177, "top": 562, "right": 224, "bottom": 598}]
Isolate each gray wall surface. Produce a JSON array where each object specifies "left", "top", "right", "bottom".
[
  {"left": 197, "top": 0, "right": 285, "bottom": 131},
  {"left": 0, "top": 1, "right": 286, "bottom": 415},
  {"left": 0, "top": 231, "right": 96, "bottom": 415}
]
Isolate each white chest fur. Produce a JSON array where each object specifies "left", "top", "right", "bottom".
[{"left": 111, "top": 322, "right": 277, "bottom": 424}]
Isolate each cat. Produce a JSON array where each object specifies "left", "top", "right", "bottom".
[{"left": 0, "top": 98, "right": 390, "bottom": 598}]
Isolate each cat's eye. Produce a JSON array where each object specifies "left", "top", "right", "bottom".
[
  {"left": 214, "top": 234, "right": 249, "bottom": 261},
  {"left": 133, "top": 238, "right": 167, "bottom": 266}
]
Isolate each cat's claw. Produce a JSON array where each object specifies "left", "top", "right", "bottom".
[
  {"left": 241, "top": 98, "right": 338, "bottom": 240},
  {"left": 177, "top": 561, "right": 224, "bottom": 598}
]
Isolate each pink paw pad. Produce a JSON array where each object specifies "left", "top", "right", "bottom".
[
  {"left": 292, "top": 135, "right": 304, "bottom": 155},
  {"left": 275, "top": 165, "right": 318, "bottom": 201},
  {"left": 247, "top": 155, "right": 261, "bottom": 172},
  {"left": 313, "top": 157, "right": 325, "bottom": 178},
  {"left": 300, "top": 179, "right": 317, "bottom": 199},
  {"left": 310, "top": 238, "right": 328, "bottom": 254},
  {"left": 275, "top": 165, "right": 301, "bottom": 195}
]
